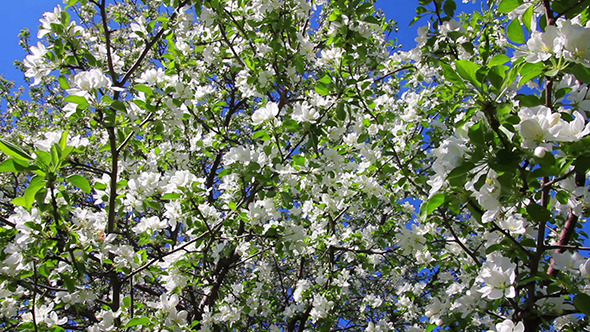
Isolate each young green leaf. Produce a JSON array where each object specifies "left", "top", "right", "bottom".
[
  {"left": 455, "top": 60, "right": 482, "bottom": 87},
  {"left": 497, "top": 0, "right": 524, "bottom": 13},
  {"left": 507, "top": 19, "right": 525, "bottom": 44},
  {"left": 14, "top": 175, "right": 47, "bottom": 209},
  {"left": 0, "top": 139, "right": 33, "bottom": 161},
  {"left": 67, "top": 175, "right": 92, "bottom": 194},
  {"left": 574, "top": 293, "right": 590, "bottom": 315},
  {"left": 422, "top": 193, "right": 446, "bottom": 216},
  {"left": 0, "top": 158, "right": 30, "bottom": 173},
  {"left": 124, "top": 317, "right": 151, "bottom": 328},
  {"left": 64, "top": 95, "right": 89, "bottom": 105}
]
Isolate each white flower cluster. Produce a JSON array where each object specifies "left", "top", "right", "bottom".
[
  {"left": 37, "top": 5, "right": 83, "bottom": 39},
  {"left": 23, "top": 42, "right": 51, "bottom": 86},
  {"left": 489, "top": 319, "right": 524, "bottom": 332},
  {"left": 147, "top": 294, "right": 188, "bottom": 330},
  {"left": 33, "top": 131, "right": 89, "bottom": 152},
  {"left": 251, "top": 102, "right": 279, "bottom": 125},
  {"left": 477, "top": 253, "right": 517, "bottom": 300},
  {"left": 518, "top": 105, "right": 590, "bottom": 154},
  {"left": 517, "top": 19, "right": 590, "bottom": 68},
  {"left": 73, "top": 68, "right": 112, "bottom": 91},
  {"left": 552, "top": 251, "right": 590, "bottom": 278},
  {"left": 426, "top": 136, "right": 467, "bottom": 196}
]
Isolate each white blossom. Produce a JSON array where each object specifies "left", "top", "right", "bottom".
[
  {"left": 490, "top": 319, "right": 524, "bottom": 332},
  {"left": 73, "top": 68, "right": 112, "bottom": 91},
  {"left": 498, "top": 214, "right": 527, "bottom": 236},
  {"left": 478, "top": 253, "right": 517, "bottom": 300},
  {"left": 23, "top": 42, "right": 51, "bottom": 85},
  {"left": 252, "top": 102, "right": 279, "bottom": 125}
]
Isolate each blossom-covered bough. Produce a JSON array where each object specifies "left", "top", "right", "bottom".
[{"left": 0, "top": 0, "right": 589, "bottom": 330}]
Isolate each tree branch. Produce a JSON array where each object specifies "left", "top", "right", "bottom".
[{"left": 119, "top": 0, "right": 192, "bottom": 86}]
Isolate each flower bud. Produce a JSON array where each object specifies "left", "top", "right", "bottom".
[{"left": 534, "top": 146, "right": 546, "bottom": 158}]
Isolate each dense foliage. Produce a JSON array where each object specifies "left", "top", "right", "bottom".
[{"left": 1, "top": 0, "right": 590, "bottom": 331}]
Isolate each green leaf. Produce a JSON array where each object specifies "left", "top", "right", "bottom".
[
  {"left": 526, "top": 203, "right": 550, "bottom": 223},
  {"left": 447, "top": 162, "right": 473, "bottom": 187},
  {"left": 488, "top": 54, "right": 511, "bottom": 67},
  {"left": 100, "top": 95, "right": 113, "bottom": 106},
  {"left": 50, "top": 144, "right": 61, "bottom": 171},
  {"left": 545, "top": 68, "right": 559, "bottom": 77},
  {"left": 218, "top": 169, "right": 232, "bottom": 177},
  {"left": 14, "top": 176, "right": 46, "bottom": 209},
  {"left": 455, "top": 60, "right": 481, "bottom": 87},
  {"left": 522, "top": 5, "right": 534, "bottom": 32},
  {"left": 66, "top": 0, "right": 79, "bottom": 8},
  {"left": 17, "top": 322, "right": 36, "bottom": 330},
  {"left": 422, "top": 193, "right": 445, "bottom": 216},
  {"left": 567, "top": 136, "right": 590, "bottom": 155},
  {"left": 441, "top": 63, "right": 465, "bottom": 86},
  {"left": 0, "top": 139, "right": 33, "bottom": 161},
  {"left": 565, "top": 63, "right": 590, "bottom": 84},
  {"left": 519, "top": 62, "right": 544, "bottom": 87},
  {"left": 253, "top": 130, "right": 270, "bottom": 140},
  {"left": 282, "top": 119, "right": 299, "bottom": 131},
  {"left": 363, "top": 15, "right": 380, "bottom": 24},
  {"left": 555, "top": 190, "right": 570, "bottom": 204},
  {"left": 516, "top": 94, "right": 542, "bottom": 107},
  {"left": 67, "top": 175, "right": 91, "bottom": 193},
  {"left": 161, "top": 192, "right": 182, "bottom": 200},
  {"left": 59, "top": 131, "right": 69, "bottom": 150},
  {"left": 145, "top": 199, "right": 162, "bottom": 211},
  {"left": 315, "top": 83, "right": 330, "bottom": 96},
  {"left": 64, "top": 95, "right": 88, "bottom": 105},
  {"left": 498, "top": 0, "right": 523, "bottom": 13},
  {"left": 443, "top": 0, "right": 456, "bottom": 17},
  {"left": 124, "top": 317, "right": 151, "bottom": 328},
  {"left": 553, "top": 0, "right": 590, "bottom": 19},
  {"left": 35, "top": 150, "right": 52, "bottom": 171},
  {"left": 134, "top": 84, "right": 153, "bottom": 95},
  {"left": 11, "top": 197, "right": 26, "bottom": 208},
  {"left": 517, "top": 272, "right": 552, "bottom": 285},
  {"left": 507, "top": 19, "right": 525, "bottom": 44},
  {"left": 319, "top": 74, "right": 332, "bottom": 84},
  {"left": 59, "top": 75, "right": 70, "bottom": 90},
  {"left": 0, "top": 158, "right": 30, "bottom": 173},
  {"left": 336, "top": 104, "right": 346, "bottom": 120},
  {"left": 574, "top": 293, "right": 590, "bottom": 315},
  {"left": 487, "top": 65, "right": 508, "bottom": 90},
  {"left": 574, "top": 155, "right": 590, "bottom": 174},
  {"left": 494, "top": 148, "right": 520, "bottom": 171},
  {"left": 111, "top": 100, "right": 127, "bottom": 112},
  {"left": 468, "top": 121, "right": 485, "bottom": 147},
  {"left": 292, "top": 155, "right": 306, "bottom": 166},
  {"left": 580, "top": 6, "right": 590, "bottom": 25},
  {"left": 49, "top": 326, "right": 65, "bottom": 332}
]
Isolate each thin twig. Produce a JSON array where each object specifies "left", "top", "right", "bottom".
[
  {"left": 545, "top": 244, "right": 590, "bottom": 251},
  {"left": 116, "top": 112, "right": 154, "bottom": 153},
  {"left": 123, "top": 220, "right": 224, "bottom": 282},
  {"left": 98, "top": 0, "right": 117, "bottom": 83},
  {"left": 32, "top": 263, "right": 39, "bottom": 332},
  {"left": 439, "top": 208, "right": 481, "bottom": 267},
  {"left": 374, "top": 65, "right": 415, "bottom": 82},
  {"left": 119, "top": 0, "right": 192, "bottom": 86}
]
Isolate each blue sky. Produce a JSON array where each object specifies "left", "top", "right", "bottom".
[
  {"left": 0, "top": 1, "right": 59, "bottom": 83},
  {"left": 0, "top": 0, "right": 477, "bottom": 84}
]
